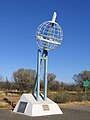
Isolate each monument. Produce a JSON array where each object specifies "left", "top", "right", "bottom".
[{"left": 13, "top": 12, "right": 63, "bottom": 116}]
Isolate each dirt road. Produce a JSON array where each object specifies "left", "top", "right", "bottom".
[{"left": 0, "top": 106, "right": 90, "bottom": 120}]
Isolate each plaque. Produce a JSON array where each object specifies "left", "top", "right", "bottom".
[
  {"left": 42, "top": 105, "right": 49, "bottom": 111},
  {"left": 17, "top": 102, "right": 28, "bottom": 113}
]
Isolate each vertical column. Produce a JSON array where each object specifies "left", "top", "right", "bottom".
[
  {"left": 44, "top": 50, "right": 48, "bottom": 101},
  {"left": 36, "top": 49, "right": 41, "bottom": 101}
]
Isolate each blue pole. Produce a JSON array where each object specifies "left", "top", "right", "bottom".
[
  {"left": 36, "top": 49, "right": 41, "bottom": 101},
  {"left": 44, "top": 50, "right": 48, "bottom": 101}
]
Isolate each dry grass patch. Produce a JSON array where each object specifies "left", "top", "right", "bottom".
[{"left": 59, "top": 101, "right": 90, "bottom": 108}]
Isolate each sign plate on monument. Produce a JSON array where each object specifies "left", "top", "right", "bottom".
[{"left": 42, "top": 105, "right": 49, "bottom": 111}]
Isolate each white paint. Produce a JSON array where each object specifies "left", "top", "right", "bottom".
[
  {"left": 13, "top": 94, "right": 63, "bottom": 117},
  {"left": 36, "top": 36, "right": 61, "bottom": 45},
  {"left": 52, "top": 12, "right": 57, "bottom": 23}
]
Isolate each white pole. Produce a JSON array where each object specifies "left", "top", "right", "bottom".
[{"left": 51, "top": 12, "right": 57, "bottom": 23}]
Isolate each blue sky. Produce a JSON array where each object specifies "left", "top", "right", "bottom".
[{"left": 0, "top": 0, "right": 90, "bottom": 83}]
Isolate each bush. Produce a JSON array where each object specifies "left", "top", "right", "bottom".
[
  {"left": 48, "top": 91, "right": 90, "bottom": 103},
  {"left": 86, "top": 91, "right": 90, "bottom": 101},
  {"left": 75, "top": 92, "right": 84, "bottom": 102},
  {"left": 48, "top": 92, "right": 70, "bottom": 103},
  {"left": 0, "top": 104, "right": 5, "bottom": 108},
  {"left": 54, "top": 93, "right": 69, "bottom": 103}
]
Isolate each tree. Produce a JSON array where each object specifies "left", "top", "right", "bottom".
[
  {"left": 5, "top": 77, "right": 11, "bottom": 90},
  {"left": 47, "top": 73, "right": 56, "bottom": 83},
  {"left": 72, "top": 70, "right": 90, "bottom": 88},
  {"left": 60, "top": 82, "right": 77, "bottom": 91},
  {"left": 5, "top": 77, "right": 11, "bottom": 95},
  {"left": 47, "top": 73, "right": 60, "bottom": 91},
  {"left": 0, "top": 74, "right": 4, "bottom": 82},
  {"left": 13, "top": 68, "right": 36, "bottom": 93},
  {"left": 0, "top": 74, "right": 4, "bottom": 89},
  {"left": 40, "top": 80, "right": 44, "bottom": 91}
]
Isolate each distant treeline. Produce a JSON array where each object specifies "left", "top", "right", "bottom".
[{"left": 0, "top": 68, "right": 90, "bottom": 94}]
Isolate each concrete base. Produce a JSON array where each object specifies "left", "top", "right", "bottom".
[{"left": 13, "top": 94, "right": 63, "bottom": 117}]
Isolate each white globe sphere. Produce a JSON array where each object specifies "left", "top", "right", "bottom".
[{"left": 36, "top": 21, "right": 63, "bottom": 50}]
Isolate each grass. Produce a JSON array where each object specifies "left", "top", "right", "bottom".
[
  {"left": 0, "top": 90, "right": 20, "bottom": 109},
  {"left": 0, "top": 104, "right": 6, "bottom": 108},
  {"left": 48, "top": 91, "right": 90, "bottom": 103},
  {"left": 59, "top": 101, "right": 90, "bottom": 108},
  {"left": 0, "top": 90, "right": 90, "bottom": 109}
]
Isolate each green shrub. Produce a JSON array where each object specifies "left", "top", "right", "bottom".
[
  {"left": 86, "top": 91, "right": 90, "bottom": 101},
  {"left": 48, "top": 92, "right": 70, "bottom": 103},
  {"left": 54, "top": 93, "right": 69, "bottom": 103},
  {"left": 48, "top": 91, "right": 90, "bottom": 103},
  {"left": 75, "top": 92, "right": 84, "bottom": 101}
]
